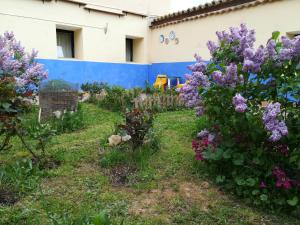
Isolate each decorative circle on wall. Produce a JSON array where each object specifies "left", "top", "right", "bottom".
[
  {"left": 165, "top": 38, "right": 169, "bottom": 45},
  {"left": 159, "top": 34, "right": 165, "bottom": 43},
  {"left": 174, "top": 37, "right": 179, "bottom": 45},
  {"left": 169, "top": 31, "right": 176, "bottom": 40}
]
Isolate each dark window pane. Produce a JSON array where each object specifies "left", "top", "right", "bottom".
[
  {"left": 56, "top": 29, "right": 74, "bottom": 58},
  {"left": 126, "top": 38, "right": 133, "bottom": 62}
]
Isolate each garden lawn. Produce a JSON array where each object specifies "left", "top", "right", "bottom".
[{"left": 0, "top": 103, "right": 299, "bottom": 225}]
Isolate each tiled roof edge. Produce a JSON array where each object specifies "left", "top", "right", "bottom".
[{"left": 150, "top": 0, "right": 281, "bottom": 29}]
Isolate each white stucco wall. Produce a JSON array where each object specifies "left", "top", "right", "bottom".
[
  {"left": 149, "top": 0, "right": 300, "bottom": 62},
  {"left": 0, "top": 0, "right": 152, "bottom": 63},
  {"left": 0, "top": 0, "right": 299, "bottom": 65}
]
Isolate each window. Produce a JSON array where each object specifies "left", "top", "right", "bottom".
[
  {"left": 56, "top": 29, "right": 74, "bottom": 58},
  {"left": 126, "top": 38, "right": 133, "bottom": 62}
]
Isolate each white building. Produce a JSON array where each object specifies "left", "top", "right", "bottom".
[{"left": 0, "top": 0, "right": 299, "bottom": 87}]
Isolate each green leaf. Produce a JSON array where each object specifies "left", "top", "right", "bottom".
[
  {"left": 272, "top": 31, "right": 280, "bottom": 41},
  {"left": 235, "top": 178, "right": 245, "bottom": 186},
  {"left": 223, "top": 150, "right": 232, "bottom": 159},
  {"left": 260, "top": 194, "right": 268, "bottom": 202},
  {"left": 1, "top": 102, "right": 11, "bottom": 110},
  {"left": 212, "top": 148, "right": 223, "bottom": 160},
  {"left": 252, "top": 190, "right": 259, "bottom": 196},
  {"left": 216, "top": 175, "right": 226, "bottom": 183},
  {"left": 233, "top": 153, "right": 244, "bottom": 166},
  {"left": 287, "top": 196, "right": 299, "bottom": 206},
  {"left": 92, "top": 210, "right": 110, "bottom": 225},
  {"left": 245, "top": 178, "right": 256, "bottom": 187}
]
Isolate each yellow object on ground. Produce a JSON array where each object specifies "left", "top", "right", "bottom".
[
  {"left": 153, "top": 75, "right": 167, "bottom": 92},
  {"left": 176, "top": 80, "right": 189, "bottom": 89}
]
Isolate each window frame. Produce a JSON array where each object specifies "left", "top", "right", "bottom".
[
  {"left": 56, "top": 29, "right": 75, "bottom": 59},
  {"left": 126, "top": 38, "right": 134, "bottom": 62}
]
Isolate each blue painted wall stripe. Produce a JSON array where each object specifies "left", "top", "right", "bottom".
[
  {"left": 149, "top": 61, "right": 194, "bottom": 85},
  {"left": 37, "top": 59, "right": 194, "bottom": 88}
]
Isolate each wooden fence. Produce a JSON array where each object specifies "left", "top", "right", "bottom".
[{"left": 132, "top": 95, "right": 185, "bottom": 110}]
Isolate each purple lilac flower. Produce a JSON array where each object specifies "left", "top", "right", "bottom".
[
  {"left": 207, "top": 40, "right": 218, "bottom": 55},
  {"left": 195, "top": 105, "right": 204, "bottom": 116},
  {"left": 232, "top": 93, "right": 247, "bottom": 113},
  {"left": 211, "top": 63, "right": 241, "bottom": 88},
  {"left": 262, "top": 102, "right": 288, "bottom": 142},
  {"left": 0, "top": 31, "right": 47, "bottom": 95},
  {"left": 267, "top": 35, "right": 300, "bottom": 64},
  {"left": 197, "top": 129, "right": 209, "bottom": 138},
  {"left": 242, "top": 45, "right": 265, "bottom": 73},
  {"left": 179, "top": 55, "right": 209, "bottom": 116},
  {"left": 197, "top": 129, "right": 215, "bottom": 144},
  {"left": 265, "top": 39, "right": 277, "bottom": 58},
  {"left": 213, "top": 24, "right": 256, "bottom": 59}
]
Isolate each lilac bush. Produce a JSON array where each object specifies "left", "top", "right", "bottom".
[
  {"left": 0, "top": 31, "right": 48, "bottom": 153},
  {"left": 180, "top": 24, "right": 300, "bottom": 211}
]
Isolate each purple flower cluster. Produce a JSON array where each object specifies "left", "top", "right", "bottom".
[
  {"left": 207, "top": 24, "right": 256, "bottom": 59},
  {"left": 265, "top": 36, "right": 300, "bottom": 64},
  {"left": 211, "top": 63, "right": 243, "bottom": 87},
  {"left": 232, "top": 93, "right": 247, "bottom": 113},
  {"left": 0, "top": 31, "right": 48, "bottom": 94},
  {"left": 262, "top": 102, "right": 288, "bottom": 142},
  {"left": 179, "top": 55, "right": 209, "bottom": 116},
  {"left": 279, "top": 36, "right": 300, "bottom": 61},
  {"left": 193, "top": 129, "right": 216, "bottom": 161},
  {"left": 242, "top": 45, "right": 265, "bottom": 73},
  {"left": 197, "top": 129, "right": 215, "bottom": 143}
]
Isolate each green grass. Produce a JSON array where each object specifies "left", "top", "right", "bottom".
[{"left": 0, "top": 103, "right": 299, "bottom": 224}]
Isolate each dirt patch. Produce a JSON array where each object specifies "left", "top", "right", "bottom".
[
  {"left": 0, "top": 186, "right": 19, "bottom": 206},
  {"left": 32, "top": 157, "right": 61, "bottom": 170},
  {"left": 40, "top": 158, "right": 61, "bottom": 170},
  {"left": 178, "top": 181, "right": 213, "bottom": 211},
  {"left": 75, "top": 162, "right": 99, "bottom": 176},
  {"left": 129, "top": 194, "right": 159, "bottom": 216},
  {"left": 128, "top": 180, "right": 219, "bottom": 218},
  {"left": 106, "top": 165, "right": 137, "bottom": 187}
]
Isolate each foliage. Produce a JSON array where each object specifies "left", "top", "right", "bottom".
[
  {"left": 97, "top": 86, "right": 142, "bottom": 112},
  {"left": 0, "top": 31, "right": 47, "bottom": 116},
  {"left": 119, "top": 109, "right": 154, "bottom": 150},
  {"left": 179, "top": 24, "right": 300, "bottom": 211},
  {"left": 25, "top": 122, "right": 56, "bottom": 159},
  {"left": 0, "top": 31, "right": 48, "bottom": 159},
  {"left": 81, "top": 82, "right": 109, "bottom": 95},
  {"left": 1, "top": 105, "right": 300, "bottom": 224},
  {"left": 0, "top": 158, "right": 42, "bottom": 196},
  {"left": 50, "top": 103, "right": 85, "bottom": 134},
  {"left": 43, "top": 208, "right": 124, "bottom": 225},
  {"left": 41, "top": 79, "right": 77, "bottom": 92}
]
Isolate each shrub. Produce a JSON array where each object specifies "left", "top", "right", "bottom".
[
  {"left": 97, "top": 86, "right": 142, "bottom": 112},
  {"left": 119, "top": 109, "right": 154, "bottom": 150},
  {"left": 0, "top": 31, "right": 48, "bottom": 159},
  {"left": 81, "top": 82, "right": 109, "bottom": 96},
  {"left": 50, "top": 103, "right": 85, "bottom": 134},
  {"left": 0, "top": 159, "right": 42, "bottom": 201},
  {"left": 100, "top": 109, "right": 157, "bottom": 169},
  {"left": 179, "top": 24, "right": 300, "bottom": 212}
]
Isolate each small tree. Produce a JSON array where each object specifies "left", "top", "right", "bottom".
[{"left": 0, "top": 32, "right": 48, "bottom": 158}]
